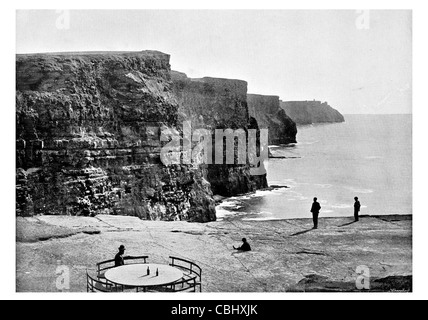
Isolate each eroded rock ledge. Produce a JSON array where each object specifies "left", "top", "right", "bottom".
[{"left": 16, "top": 214, "right": 412, "bottom": 292}]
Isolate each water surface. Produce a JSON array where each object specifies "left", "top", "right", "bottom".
[{"left": 217, "top": 115, "right": 412, "bottom": 221}]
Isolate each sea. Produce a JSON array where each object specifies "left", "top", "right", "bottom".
[{"left": 216, "top": 114, "right": 412, "bottom": 221}]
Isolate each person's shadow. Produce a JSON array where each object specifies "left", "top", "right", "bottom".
[
  {"left": 231, "top": 251, "right": 246, "bottom": 256},
  {"left": 290, "top": 229, "right": 314, "bottom": 237},
  {"left": 231, "top": 249, "right": 253, "bottom": 256},
  {"left": 338, "top": 221, "right": 357, "bottom": 228}
]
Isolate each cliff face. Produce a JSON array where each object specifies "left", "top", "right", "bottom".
[
  {"left": 16, "top": 51, "right": 216, "bottom": 222},
  {"left": 247, "top": 94, "right": 297, "bottom": 145},
  {"left": 171, "top": 72, "right": 268, "bottom": 196},
  {"left": 280, "top": 100, "right": 345, "bottom": 125}
]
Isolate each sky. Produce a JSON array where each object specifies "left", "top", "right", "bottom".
[{"left": 16, "top": 10, "right": 412, "bottom": 114}]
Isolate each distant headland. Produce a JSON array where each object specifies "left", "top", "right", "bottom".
[{"left": 280, "top": 100, "right": 345, "bottom": 125}]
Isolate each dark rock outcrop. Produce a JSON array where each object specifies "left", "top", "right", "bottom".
[
  {"left": 247, "top": 94, "right": 297, "bottom": 145},
  {"left": 287, "top": 274, "right": 412, "bottom": 292},
  {"left": 16, "top": 51, "right": 216, "bottom": 222},
  {"left": 171, "top": 71, "right": 268, "bottom": 196},
  {"left": 280, "top": 100, "right": 345, "bottom": 125}
]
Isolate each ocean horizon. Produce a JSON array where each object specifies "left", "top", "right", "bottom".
[{"left": 217, "top": 114, "right": 412, "bottom": 221}]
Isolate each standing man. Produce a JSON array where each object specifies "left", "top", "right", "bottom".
[
  {"left": 354, "top": 197, "right": 361, "bottom": 222},
  {"left": 311, "top": 197, "right": 321, "bottom": 229}
]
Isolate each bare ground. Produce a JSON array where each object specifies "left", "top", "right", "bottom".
[{"left": 16, "top": 214, "right": 412, "bottom": 292}]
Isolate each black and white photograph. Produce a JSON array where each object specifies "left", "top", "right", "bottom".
[{"left": 4, "top": 1, "right": 428, "bottom": 303}]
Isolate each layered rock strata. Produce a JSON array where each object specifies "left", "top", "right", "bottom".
[
  {"left": 247, "top": 94, "right": 297, "bottom": 145},
  {"left": 171, "top": 72, "right": 268, "bottom": 196},
  {"left": 16, "top": 51, "right": 216, "bottom": 222}
]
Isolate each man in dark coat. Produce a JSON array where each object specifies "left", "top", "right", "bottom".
[
  {"left": 114, "top": 245, "right": 126, "bottom": 267},
  {"left": 354, "top": 197, "right": 361, "bottom": 222},
  {"left": 311, "top": 197, "right": 321, "bottom": 229},
  {"left": 233, "top": 238, "right": 251, "bottom": 252}
]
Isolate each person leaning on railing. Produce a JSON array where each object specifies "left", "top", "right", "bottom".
[
  {"left": 113, "top": 246, "right": 145, "bottom": 268},
  {"left": 115, "top": 245, "right": 135, "bottom": 267}
]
